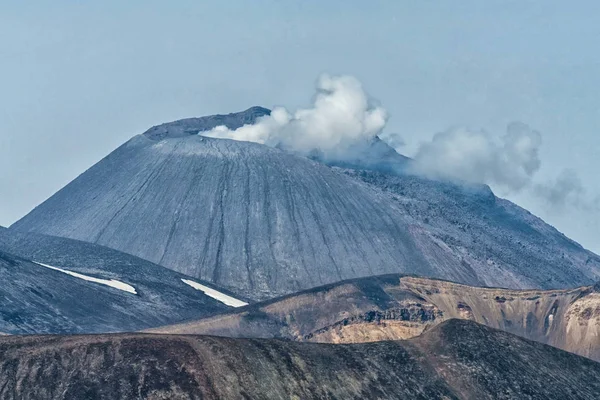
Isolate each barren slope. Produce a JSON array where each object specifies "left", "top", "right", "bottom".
[
  {"left": 149, "top": 274, "right": 600, "bottom": 361},
  {"left": 2, "top": 320, "right": 600, "bottom": 399}
]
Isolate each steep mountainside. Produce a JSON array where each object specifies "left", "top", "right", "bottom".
[
  {"left": 0, "top": 228, "right": 245, "bottom": 334},
  {"left": 12, "top": 108, "right": 600, "bottom": 299},
  {"left": 344, "top": 169, "right": 600, "bottom": 290},
  {"left": 1, "top": 320, "right": 599, "bottom": 399},
  {"left": 149, "top": 274, "right": 600, "bottom": 362},
  {"left": 8, "top": 135, "right": 435, "bottom": 300}
]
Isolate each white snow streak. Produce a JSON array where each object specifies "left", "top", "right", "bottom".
[
  {"left": 181, "top": 279, "right": 248, "bottom": 307},
  {"left": 34, "top": 262, "right": 137, "bottom": 295}
]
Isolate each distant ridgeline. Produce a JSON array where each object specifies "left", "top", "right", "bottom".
[{"left": 0, "top": 227, "right": 245, "bottom": 334}]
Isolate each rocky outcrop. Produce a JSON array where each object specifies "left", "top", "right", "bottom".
[
  {"left": 1, "top": 320, "right": 599, "bottom": 399},
  {"left": 400, "top": 276, "right": 600, "bottom": 360},
  {"left": 149, "top": 274, "right": 600, "bottom": 361}
]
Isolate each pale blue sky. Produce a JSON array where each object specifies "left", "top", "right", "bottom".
[{"left": 1, "top": 1, "right": 599, "bottom": 251}]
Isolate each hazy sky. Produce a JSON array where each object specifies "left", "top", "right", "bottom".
[{"left": 1, "top": 1, "right": 599, "bottom": 252}]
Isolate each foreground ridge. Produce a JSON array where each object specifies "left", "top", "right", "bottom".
[{"left": 1, "top": 320, "right": 599, "bottom": 399}]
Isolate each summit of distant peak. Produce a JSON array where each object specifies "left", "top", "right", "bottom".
[{"left": 143, "top": 106, "right": 271, "bottom": 141}]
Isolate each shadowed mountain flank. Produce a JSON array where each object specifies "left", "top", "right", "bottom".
[
  {"left": 12, "top": 108, "right": 600, "bottom": 299},
  {"left": 0, "top": 228, "right": 240, "bottom": 334},
  {"left": 149, "top": 274, "right": 600, "bottom": 362},
  {"left": 1, "top": 320, "right": 599, "bottom": 399}
]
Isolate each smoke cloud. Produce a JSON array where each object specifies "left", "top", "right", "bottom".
[
  {"left": 534, "top": 169, "right": 600, "bottom": 211},
  {"left": 203, "top": 75, "right": 387, "bottom": 158},
  {"left": 203, "top": 74, "right": 596, "bottom": 219},
  {"left": 410, "top": 122, "right": 598, "bottom": 214},
  {"left": 410, "top": 122, "right": 542, "bottom": 193},
  {"left": 535, "top": 170, "right": 584, "bottom": 208},
  {"left": 379, "top": 132, "right": 405, "bottom": 151}
]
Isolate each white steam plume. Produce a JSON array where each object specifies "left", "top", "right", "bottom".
[
  {"left": 204, "top": 75, "right": 596, "bottom": 219},
  {"left": 411, "top": 122, "right": 542, "bottom": 193},
  {"left": 410, "top": 122, "right": 598, "bottom": 214},
  {"left": 203, "top": 75, "right": 387, "bottom": 157}
]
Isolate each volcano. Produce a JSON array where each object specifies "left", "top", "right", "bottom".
[{"left": 12, "top": 108, "right": 600, "bottom": 300}]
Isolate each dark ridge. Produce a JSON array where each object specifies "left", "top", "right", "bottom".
[
  {"left": 413, "top": 319, "right": 600, "bottom": 398},
  {"left": 143, "top": 106, "right": 271, "bottom": 140},
  {"left": 1, "top": 320, "right": 599, "bottom": 399}
]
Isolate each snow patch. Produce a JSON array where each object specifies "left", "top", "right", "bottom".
[
  {"left": 181, "top": 279, "right": 248, "bottom": 307},
  {"left": 34, "top": 262, "right": 137, "bottom": 295}
]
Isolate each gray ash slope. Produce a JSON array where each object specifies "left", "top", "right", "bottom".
[
  {"left": 11, "top": 125, "right": 434, "bottom": 300},
  {"left": 1, "top": 320, "right": 599, "bottom": 400},
  {"left": 12, "top": 107, "right": 600, "bottom": 300},
  {"left": 0, "top": 227, "right": 238, "bottom": 334}
]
